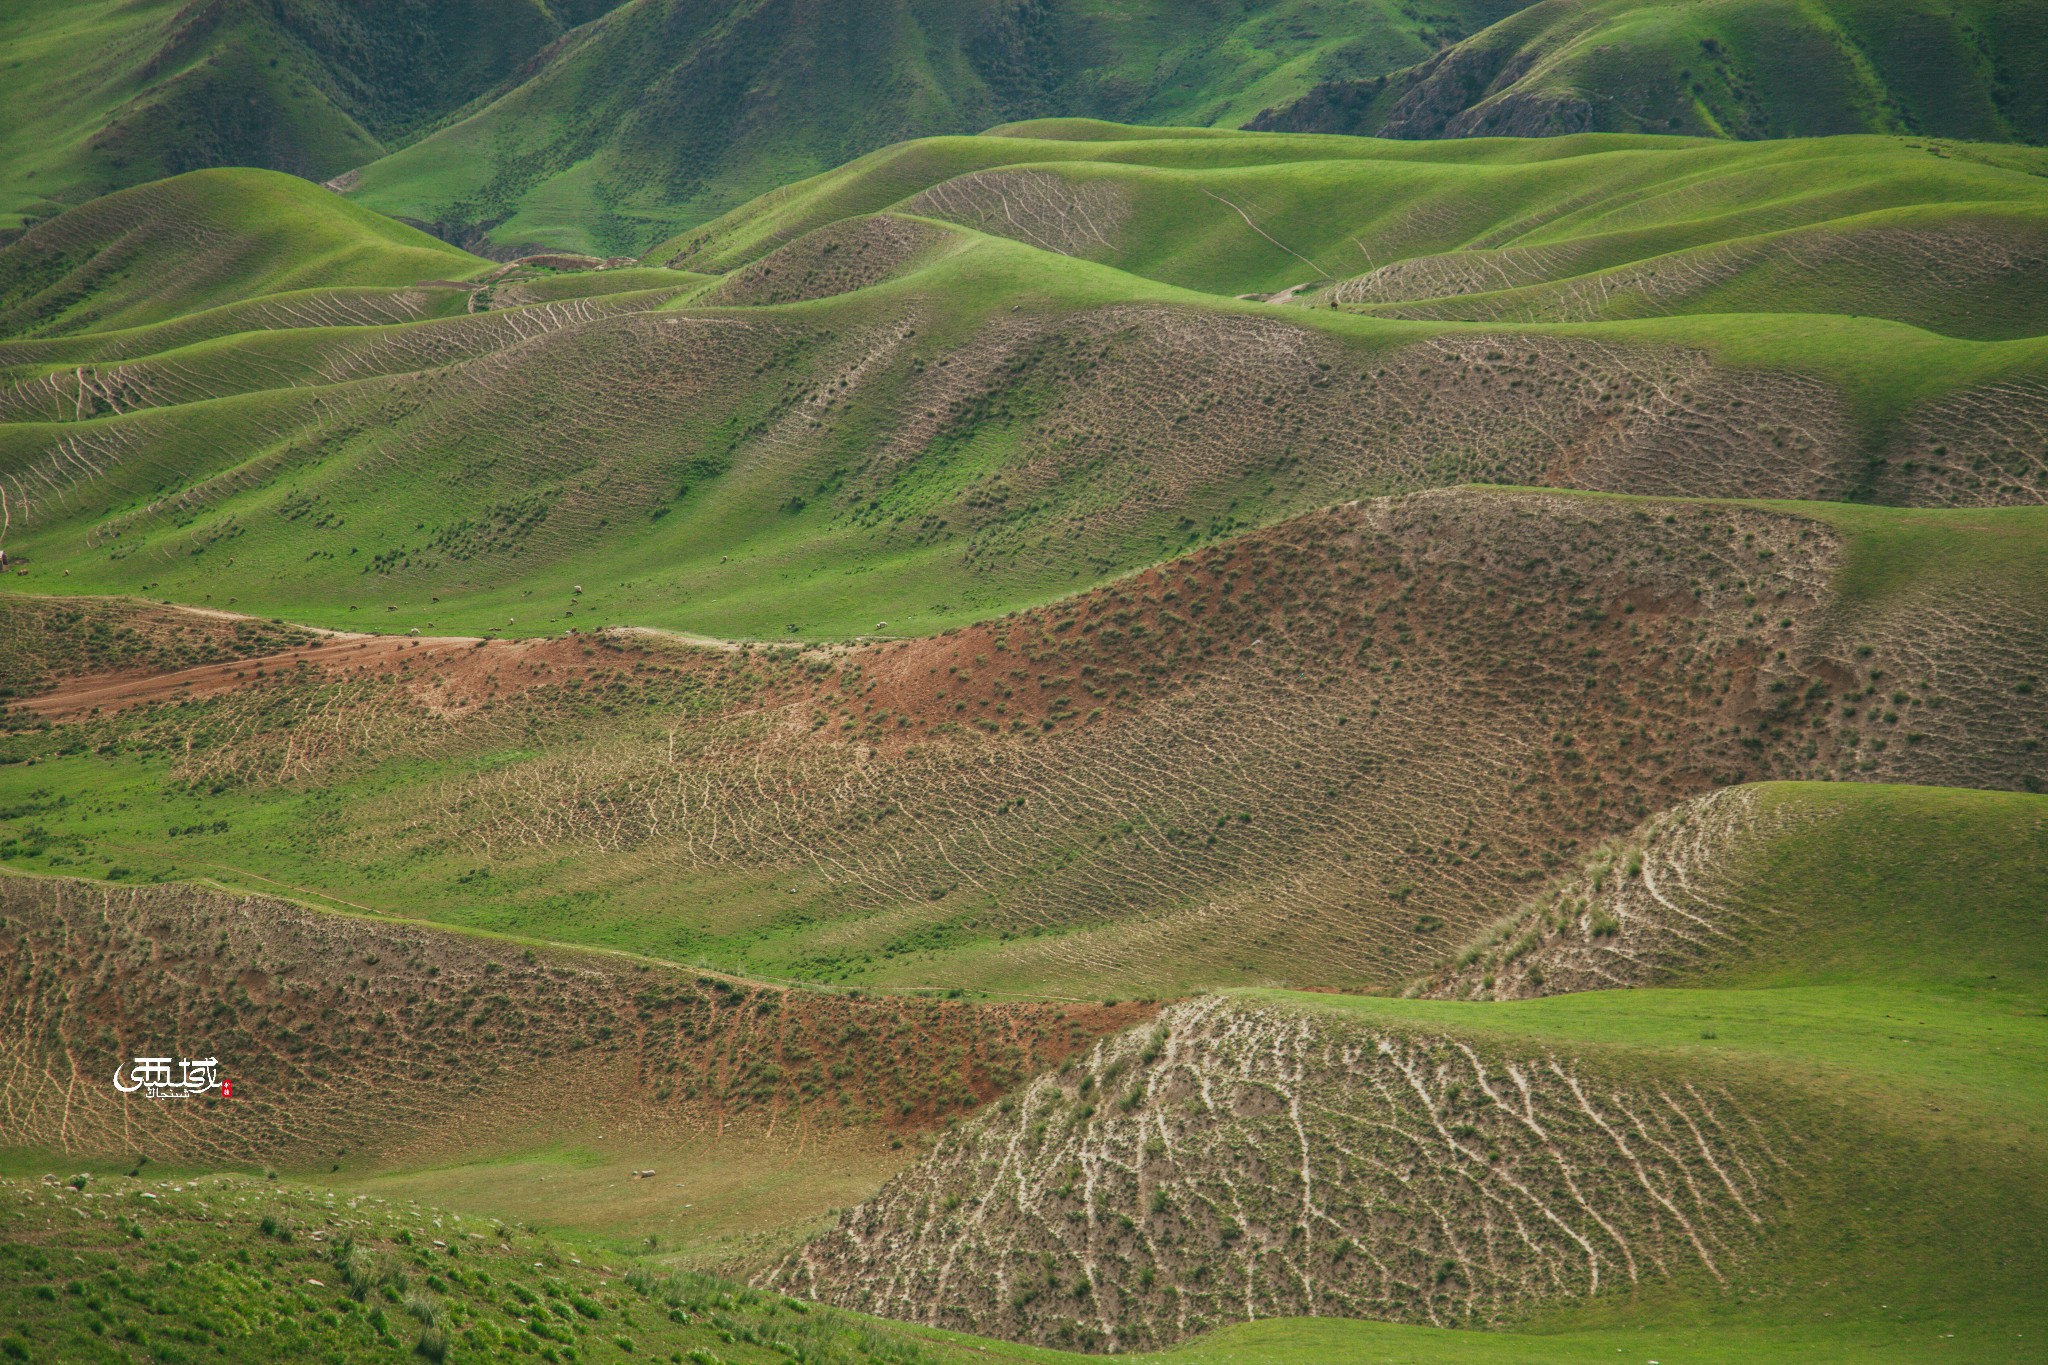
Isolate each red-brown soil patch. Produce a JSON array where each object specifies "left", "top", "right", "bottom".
[{"left": 13, "top": 631, "right": 638, "bottom": 721}]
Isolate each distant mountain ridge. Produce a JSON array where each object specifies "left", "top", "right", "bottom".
[
  {"left": 335, "top": 0, "right": 1532, "bottom": 257},
  {"left": 8, "top": 0, "right": 2047, "bottom": 258},
  {"left": 1251, "top": 0, "right": 2048, "bottom": 143}
]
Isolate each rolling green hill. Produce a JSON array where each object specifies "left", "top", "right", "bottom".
[
  {"left": 0, "top": 168, "right": 489, "bottom": 340},
  {"left": 1252, "top": 0, "right": 2048, "bottom": 145},
  {"left": 5, "top": 131, "right": 2048, "bottom": 651},
  {"left": 663, "top": 123, "right": 2048, "bottom": 337},
  {"left": 335, "top": 0, "right": 1537, "bottom": 257}
]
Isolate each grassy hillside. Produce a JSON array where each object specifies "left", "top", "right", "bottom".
[
  {"left": 17, "top": 1164, "right": 2031, "bottom": 1365},
  {"left": 0, "top": 1164, "right": 1056, "bottom": 1365},
  {"left": 0, "top": 0, "right": 613, "bottom": 235},
  {"left": 1421, "top": 780, "right": 2048, "bottom": 998},
  {"left": 663, "top": 123, "right": 2048, "bottom": 338},
  {"left": 6, "top": 776, "right": 2044, "bottom": 1362},
  {"left": 1252, "top": 0, "right": 2048, "bottom": 145}
]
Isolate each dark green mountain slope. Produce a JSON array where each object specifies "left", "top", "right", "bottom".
[
  {"left": 0, "top": 0, "right": 624, "bottom": 235},
  {"left": 347, "top": 0, "right": 2048, "bottom": 256},
  {"left": 14, "top": 0, "right": 2048, "bottom": 260},
  {"left": 1252, "top": 0, "right": 2048, "bottom": 143}
]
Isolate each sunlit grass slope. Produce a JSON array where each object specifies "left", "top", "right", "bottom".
[
  {"left": 4, "top": 227, "right": 2047, "bottom": 641},
  {"left": 1234, "top": 782, "right": 2048, "bottom": 1356},
  {"left": 661, "top": 123, "right": 2048, "bottom": 337},
  {"left": 0, "top": 169, "right": 488, "bottom": 339}
]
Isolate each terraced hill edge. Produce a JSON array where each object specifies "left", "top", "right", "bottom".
[
  {"left": 1416, "top": 780, "right": 2048, "bottom": 1000},
  {"left": 3, "top": 488, "right": 2041, "bottom": 1000},
  {"left": 768, "top": 993, "right": 1785, "bottom": 1349}
]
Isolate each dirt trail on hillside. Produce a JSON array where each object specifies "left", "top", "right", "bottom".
[
  {"left": 9, "top": 616, "right": 784, "bottom": 722},
  {"left": 14, "top": 633, "right": 570, "bottom": 719}
]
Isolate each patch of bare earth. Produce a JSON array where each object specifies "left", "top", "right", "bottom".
[{"left": 13, "top": 631, "right": 620, "bottom": 722}]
